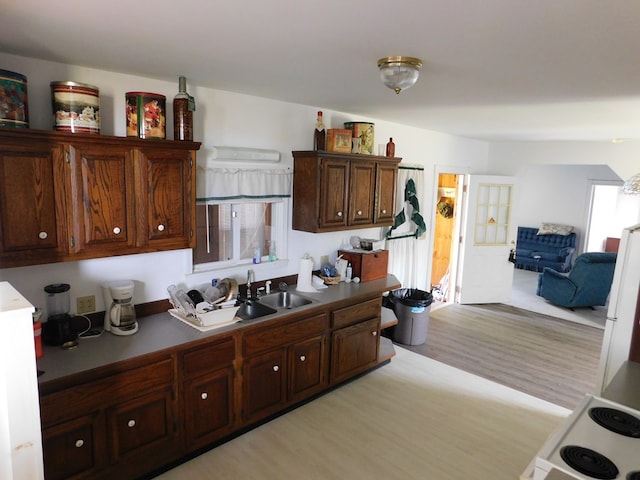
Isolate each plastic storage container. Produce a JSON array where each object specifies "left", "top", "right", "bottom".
[{"left": 388, "top": 288, "right": 433, "bottom": 346}]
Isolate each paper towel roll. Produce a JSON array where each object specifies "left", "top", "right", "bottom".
[{"left": 296, "top": 256, "right": 318, "bottom": 292}]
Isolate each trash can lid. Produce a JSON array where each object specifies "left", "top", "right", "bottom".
[{"left": 389, "top": 288, "right": 433, "bottom": 307}]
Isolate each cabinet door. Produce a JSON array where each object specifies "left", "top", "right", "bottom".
[
  {"left": 319, "top": 158, "right": 349, "bottom": 229},
  {"left": 330, "top": 317, "right": 380, "bottom": 384},
  {"left": 183, "top": 367, "right": 235, "bottom": 449},
  {"left": 242, "top": 348, "right": 287, "bottom": 423},
  {"left": 137, "top": 148, "right": 195, "bottom": 250},
  {"left": 349, "top": 160, "right": 375, "bottom": 226},
  {"left": 107, "top": 388, "right": 177, "bottom": 465},
  {"left": 289, "top": 335, "right": 326, "bottom": 403},
  {"left": 67, "top": 143, "right": 136, "bottom": 256},
  {"left": 375, "top": 162, "right": 397, "bottom": 225},
  {"left": 42, "top": 412, "right": 106, "bottom": 480},
  {"left": 0, "top": 142, "right": 67, "bottom": 266}
]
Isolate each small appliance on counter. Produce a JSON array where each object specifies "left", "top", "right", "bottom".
[
  {"left": 102, "top": 280, "right": 138, "bottom": 336},
  {"left": 42, "top": 283, "right": 78, "bottom": 348}
]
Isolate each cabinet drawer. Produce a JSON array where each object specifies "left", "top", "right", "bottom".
[
  {"left": 41, "top": 357, "right": 174, "bottom": 426},
  {"left": 182, "top": 337, "right": 235, "bottom": 380},
  {"left": 243, "top": 313, "right": 326, "bottom": 356},
  {"left": 331, "top": 298, "right": 381, "bottom": 329}
]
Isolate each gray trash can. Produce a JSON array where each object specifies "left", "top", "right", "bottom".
[{"left": 388, "top": 288, "right": 433, "bottom": 346}]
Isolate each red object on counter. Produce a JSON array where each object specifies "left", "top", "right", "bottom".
[{"left": 34, "top": 321, "right": 43, "bottom": 358}]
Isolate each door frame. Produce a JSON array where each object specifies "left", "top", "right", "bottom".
[{"left": 428, "top": 164, "right": 470, "bottom": 304}]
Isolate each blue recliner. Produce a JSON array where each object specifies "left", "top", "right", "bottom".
[{"left": 536, "top": 252, "right": 617, "bottom": 308}]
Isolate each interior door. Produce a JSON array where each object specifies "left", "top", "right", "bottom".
[{"left": 456, "top": 175, "right": 517, "bottom": 304}]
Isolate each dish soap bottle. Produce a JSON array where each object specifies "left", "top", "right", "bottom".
[
  {"left": 173, "top": 75, "right": 196, "bottom": 141},
  {"left": 313, "top": 111, "right": 326, "bottom": 150}
]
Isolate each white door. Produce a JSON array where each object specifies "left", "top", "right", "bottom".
[{"left": 456, "top": 175, "right": 517, "bottom": 304}]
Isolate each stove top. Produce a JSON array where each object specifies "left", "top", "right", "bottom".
[{"left": 533, "top": 395, "right": 640, "bottom": 480}]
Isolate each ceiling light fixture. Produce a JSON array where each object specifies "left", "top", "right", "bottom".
[
  {"left": 622, "top": 172, "right": 640, "bottom": 194},
  {"left": 377, "top": 56, "right": 423, "bottom": 94}
]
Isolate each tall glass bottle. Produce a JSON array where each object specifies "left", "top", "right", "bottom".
[
  {"left": 173, "top": 76, "right": 195, "bottom": 141},
  {"left": 386, "top": 137, "right": 395, "bottom": 157},
  {"left": 313, "top": 111, "right": 325, "bottom": 150}
]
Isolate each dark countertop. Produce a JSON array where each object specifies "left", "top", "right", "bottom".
[
  {"left": 602, "top": 360, "right": 640, "bottom": 410},
  {"left": 37, "top": 275, "right": 401, "bottom": 385}
]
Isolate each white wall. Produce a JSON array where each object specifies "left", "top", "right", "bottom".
[
  {"left": 487, "top": 142, "right": 640, "bottom": 253},
  {"left": 0, "top": 52, "right": 488, "bottom": 313}
]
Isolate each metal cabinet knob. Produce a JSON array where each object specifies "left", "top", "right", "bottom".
[
  {"left": 113, "top": 227, "right": 121, "bottom": 235},
  {"left": 299, "top": 355, "right": 306, "bottom": 362},
  {"left": 273, "top": 365, "right": 279, "bottom": 372},
  {"left": 38, "top": 231, "right": 48, "bottom": 239},
  {"left": 75, "top": 439, "right": 84, "bottom": 448},
  {"left": 336, "top": 211, "right": 343, "bottom": 217},
  {"left": 201, "top": 392, "right": 208, "bottom": 400},
  {"left": 158, "top": 224, "right": 165, "bottom": 232},
  {"left": 127, "top": 419, "right": 136, "bottom": 428},
  {"left": 381, "top": 209, "right": 387, "bottom": 214},
  {"left": 357, "top": 210, "right": 363, "bottom": 216},
  {"left": 371, "top": 331, "right": 377, "bottom": 336}
]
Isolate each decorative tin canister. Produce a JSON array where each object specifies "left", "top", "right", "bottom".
[
  {"left": 0, "top": 69, "right": 29, "bottom": 128},
  {"left": 126, "top": 92, "right": 166, "bottom": 139},
  {"left": 51, "top": 81, "right": 100, "bottom": 134},
  {"left": 344, "top": 122, "right": 375, "bottom": 155}
]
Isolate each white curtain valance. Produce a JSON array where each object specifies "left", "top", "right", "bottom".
[{"left": 196, "top": 167, "right": 292, "bottom": 203}]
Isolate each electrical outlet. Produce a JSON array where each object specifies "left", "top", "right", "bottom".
[
  {"left": 320, "top": 255, "right": 329, "bottom": 265},
  {"left": 77, "top": 295, "right": 96, "bottom": 314}
]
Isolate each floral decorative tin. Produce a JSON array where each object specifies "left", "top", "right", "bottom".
[
  {"left": 126, "top": 92, "right": 166, "bottom": 139},
  {"left": 344, "top": 122, "right": 374, "bottom": 155},
  {"left": 51, "top": 81, "right": 100, "bottom": 134},
  {"left": 0, "top": 69, "right": 29, "bottom": 128}
]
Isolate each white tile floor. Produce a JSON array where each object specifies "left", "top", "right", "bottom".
[{"left": 506, "top": 268, "right": 607, "bottom": 329}]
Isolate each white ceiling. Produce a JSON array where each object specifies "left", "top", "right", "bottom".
[{"left": 3, "top": 0, "right": 640, "bottom": 142}]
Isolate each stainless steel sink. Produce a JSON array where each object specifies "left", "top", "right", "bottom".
[
  {"left": 258, "top": 291, "right": 313, "bottom": 310},
  {"left": 236, "top": 300, "right": 277, "bottom": 320}
]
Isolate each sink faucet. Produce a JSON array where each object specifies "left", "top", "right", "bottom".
[{"left": 247, "top": 269, "right": 255, "bottom": 299}]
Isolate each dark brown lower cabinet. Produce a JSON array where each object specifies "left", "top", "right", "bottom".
[{"left": 39, "top": 293, "right": 390, "bottom": 479}]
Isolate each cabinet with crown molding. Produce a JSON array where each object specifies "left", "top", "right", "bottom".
[
  {"left": 0, "top": 128, "right": 200, "bottom": 268},
  {"left": 292, "top": 150, "right": 400, "bottom": 233}
]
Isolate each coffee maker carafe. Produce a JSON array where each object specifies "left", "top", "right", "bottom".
[
  {"left": 42, "top": 283, "right": 78, "bottom": 348},
  {"left": 103, "top": 280, "right": 138, "bottom": 336}
]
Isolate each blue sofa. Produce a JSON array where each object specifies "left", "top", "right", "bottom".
[
  {"left": 536, "top": 252, "right": 617, "bottom": 308},
  {"left": 514, "top": 226, "right": 576, "bottom": 273}
]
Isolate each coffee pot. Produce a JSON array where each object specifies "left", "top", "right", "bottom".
[{"left": 103, "top": 280, "right": 138, "bottom": 336}]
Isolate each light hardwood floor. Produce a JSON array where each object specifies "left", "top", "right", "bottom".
[
  {"left": 405, "top": 302, "right": 604, "bottom": 409},
  {"left": 155, "top": 347, "right": 569, "bottom": 480}
]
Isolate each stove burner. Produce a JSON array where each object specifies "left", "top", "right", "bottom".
[
  {"left": 628, "top": 472, "right": 640, "bottom": 480},
  {"left": 560, "top": 445, "right": 619, "bottom": 480},
  {"left": 589, "top": 407, "right": 640, "bottom": 438}
]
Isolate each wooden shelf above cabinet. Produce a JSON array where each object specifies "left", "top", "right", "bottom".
[{"left": 292, "top": 150, "right": 400, "bottom": 233}]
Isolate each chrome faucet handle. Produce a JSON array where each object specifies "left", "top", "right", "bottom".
[
  {"left": 256, "top": 286, "right": 266, "bottom": 298},
  {"left": 279, "top": 281, "right": 288, "bottom": 292}
]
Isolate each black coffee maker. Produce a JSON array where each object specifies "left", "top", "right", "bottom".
[{"left": 42, "top": 283, "right": 78, "bottom": 348}]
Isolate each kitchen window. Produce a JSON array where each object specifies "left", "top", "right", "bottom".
[
  {"left": 193, "top": 166, "right": 291, "bottom": 272},
  {"left": 193, "top": 199, "right": 286, "bottom": 269}
]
